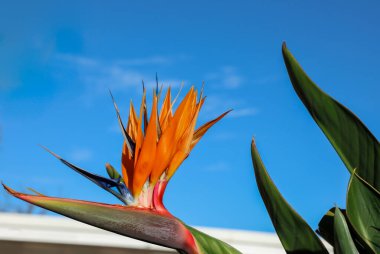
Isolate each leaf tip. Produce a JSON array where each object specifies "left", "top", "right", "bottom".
[
  {"left": 282, "top": 41, "right": 287, "bottom": 50},
  {"left": 251, "top": 137, "right": 257, "bottom": 150}
]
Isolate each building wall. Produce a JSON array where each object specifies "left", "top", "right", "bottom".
[{"left": 0, "top": 241, "right": 172, "bottom": 254}]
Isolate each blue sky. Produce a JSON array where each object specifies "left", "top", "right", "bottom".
[{"left": 0, "top": 1, "right": 379, "bottom": 232}]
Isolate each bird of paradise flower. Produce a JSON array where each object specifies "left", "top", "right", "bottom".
[{"left": 3, "top": 83, "right": 241, "bottom": 254}]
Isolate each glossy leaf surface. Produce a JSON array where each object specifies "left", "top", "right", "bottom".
[
  {"left": 282, "top": 43, "right": 380, "bottom": 191},
  {"left": 334, "top": 207, "right": 358, "bottom": 254},
  {"left": 251, "top": 140, "right": 328, "bottom": 254},
  {"left": 318, "top": 208, "right": 372, "bottom": 252},
  {"left": 347, "top": 173, "right": 380, "bottom": 253}
]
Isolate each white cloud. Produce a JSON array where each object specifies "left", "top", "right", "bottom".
[
  {"left": 117, "top": 56, "right": 173, "bottom": 66},
  {"left": 203, "top": 162, "right": 230, "bottom": 172},
  {"left": 198, "top": 95, "right": 259, "bottom": 123},
  {"left": 252, "top": 75, "right": 280, "bottom": 85},
  {"left": 108, "top": 122, "right": 121, "bottom": 134},
  {"left": 208, "top": 131, "right": 236, "bottom": 141},
  {"left": 55, "top": 53, "right": 185, "bottom": 99},
  {"left": 201, "top": 95, "right": 236, "bottom": 115},
  {"left": 229, "top": 107, "right": 258, "bottom": 118},
  {"left": 56, "top": 54, "right": 98, "bottom": 67},
  {"left": 69, "top": 148, "right": 93, "bottom": 162},
  {"left": 205, "top": 66, "right": 244, "bottom": 89}
]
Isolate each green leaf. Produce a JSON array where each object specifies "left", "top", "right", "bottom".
[
  {"left": 2, "top": 184, "right": 198, "bottom": 254},
  {"left": 251, "top": 140, "right": 328, "bottom": 254},
  {"left": 347, "top": 172, "right": 380, "bottom": 253},
  {"left": 186, "top": 226, "right": 242, "bottom": 254},
  {"left": 334, "top": 207, "right": 359, "bottom": 254},
  {"left": 282, "top": 43, "right": 380, "bottom": 191},
  {"left": 318, "top": 207, "right": 372, "bottom": 253}
]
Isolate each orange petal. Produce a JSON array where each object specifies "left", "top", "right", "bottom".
[
  {"left": 159, "top": 88, "right": 172, "bottom": 132},
  {"left": 173, "top": 89, "right": 197, "bottom": 142},
  {"left": 134, "top": 90, "right": 146, "bottom": 165},
  {"left": 127, "top": 101, "right": 138, "bottom": 141},
  {"left": 166, "top": 97, "right": 204, "bottom": 179},
  {"left": 149, "top": 127, "right": 175, "bottom": 184},
  {"left": 166, "top": 151, "right": 188, "bottom": 180},
  {"left": 121, "top": 141, "right": 134, "bottom": 188},
  {"left": 190, "top": 109, "right": 231, "bottom": 150},
  {"left": 150, "top": 88, "right": 195, "bottom": 184},
  {"left": 133, "top": 94, "right": 158, "bottom": 197}
]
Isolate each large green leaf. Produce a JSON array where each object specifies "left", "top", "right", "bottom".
[
  {"left": 3, "top": 184, "right": 241, "bottom": 254},
  {"left": 251, "top": 140, "right": 328, "bottom": 253},
  {"left": 347, "top": 172, "right": 380, "bottom": 253},
  {"left": 186, "top": 226, "right": 241, "bottom": 254},
  {"left": 282, "top": 43, "right": 380, "bottom": 191},
  {"left": 333, "top": 207, "right": 359, "bottom": 254}
]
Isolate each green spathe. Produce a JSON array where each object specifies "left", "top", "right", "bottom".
[
  {"left": 347, "top": 172, "right": 380, "bottom": 254},
  {"left": 333, "top": 207, "right": 359, "bottom": 254},
  {"left": 282, "top": 43, "right": 380, "bottom": 192},
  {"left": 251, "top": 139, "right": 328, "bottom": 254}
]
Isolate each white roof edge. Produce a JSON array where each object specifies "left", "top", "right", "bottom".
[{"left": 0, "top": 213, "right": 332, "bottom": 253}]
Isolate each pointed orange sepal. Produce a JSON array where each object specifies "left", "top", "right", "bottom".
[
  {"left": 133, "top": 94, "right": 158, "bottom": 197},
  {"left": 190, "top": 109, "right": 232, "bottom": 150}
]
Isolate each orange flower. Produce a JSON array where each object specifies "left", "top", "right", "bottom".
[
  {"left": 2, "top": 83, "right": 232, "bottom": 254},
  {"left": 118, "top": 85, "right": 230, "bottom": 209}
]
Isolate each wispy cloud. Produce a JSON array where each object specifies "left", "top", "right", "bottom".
[
  {"left": 201, "top": 95, "right": 258, "bottom": 118},
  {"left": 116, "top": 56, "right": 176, "bottom": 66},
  {"left": 229, "top": 107, "right": 258, "bottom": 118},
  {"left": 252, "top": 75, "right": 280, "bottom": 85},
  {"left": 205, "top": 66, "right": 244, "bottom": 89},
  {"left": 57, "top": 54, "right": 179, "bottom": 68},
  {"left": 55, "top": 53, "right": 185, "bottom": 99},
  {"left": 203, "top": 161, "right": 230, "bottom": 172},
  {"left": 208, "top": 131, "right": 237, "bottom": 141},
  {"left": 108, "top": 122, "right": 120, "bottom": 134},
  {"left": 69, "top": 148, "right": 93, "bottom": 162},
  {"left": 201, "top": 95, "right": 238, "bottom": 115}
]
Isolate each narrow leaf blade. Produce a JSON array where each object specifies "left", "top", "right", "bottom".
[
  {"left": 318, "top": 207, "right": 372, "bottom": 253},
  {"left": 251, "top": 139, "right": 328, "bottom": 254},
  {"left": 282, "top": 43, "right": 380, "bottom": 191},
  {"left": 347, "top": 172, "right": 380, "bottom": 253},
  {"left": 334, "top": 207, "right": 359, "bottom": 254}
]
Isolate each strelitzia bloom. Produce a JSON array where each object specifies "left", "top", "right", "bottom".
[
  {"left": 3, "top": 84, "right": 240, "bottom": 254},
  {"left": 110, "top": 85, "right": 230, "bottom": 212}
]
